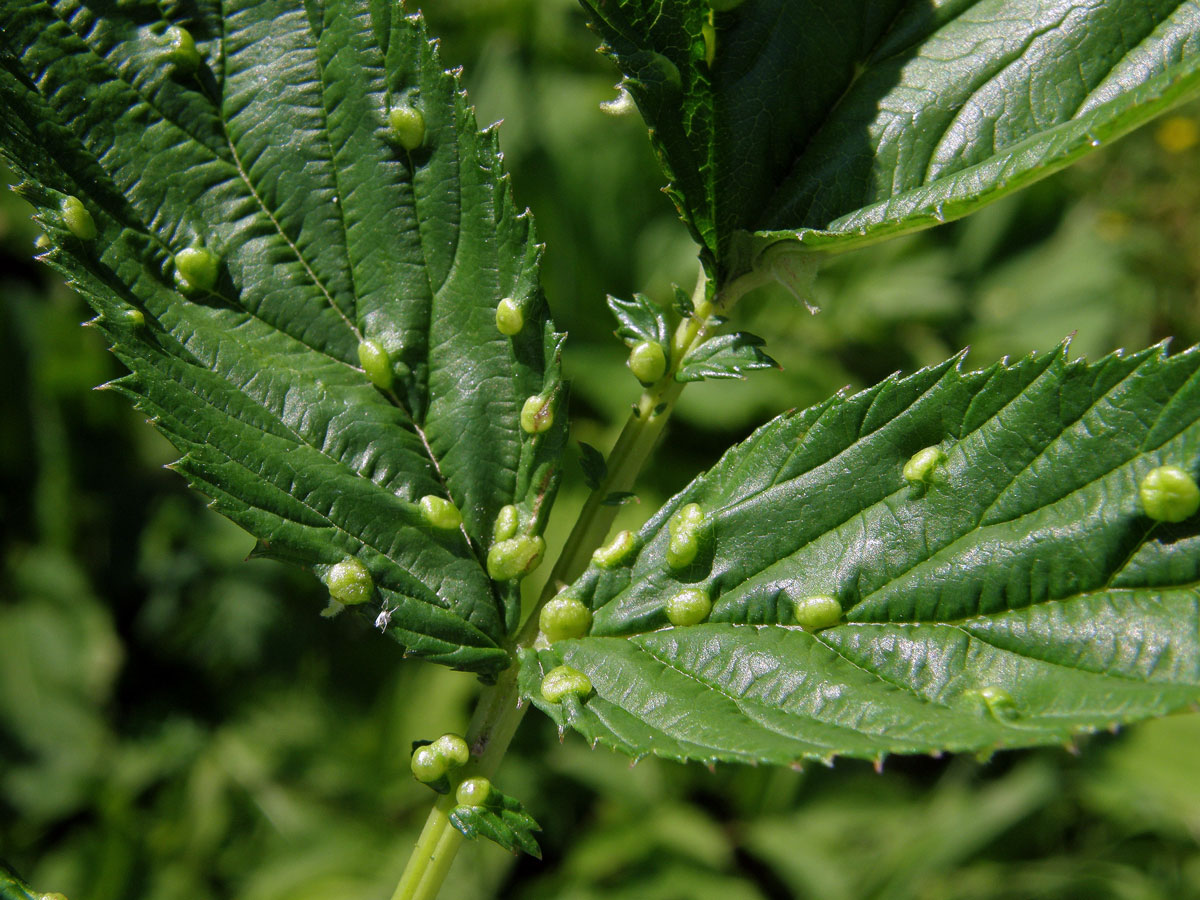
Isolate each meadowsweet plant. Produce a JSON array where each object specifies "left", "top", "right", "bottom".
[{"left": 2, "top": 1, "right": 1200, "bottom": 898}]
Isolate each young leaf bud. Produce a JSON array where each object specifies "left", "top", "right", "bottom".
[
  {"left": 431, "top": 733, "right": 470, "bottom": 768},
  {"left": 628, "top": 340, "right": 667, "bottom": 384},
  {"left": 520, "top": 394, "right": 554, "bottom": 434},
  {"left": 541, "top": 665, "right": 593, "bottom": 703},
  {"left": 792, "top": 594, "right": 841, "bottom": 631},
  {"left": 324, "top": 557, "right": 374, "bottom": 606},
  {"left": 493, "top": 504, "right": 519, "bottom": 541},
  {"left": 1139, "top": 465, "right": 1200, "bottom": 523},
  {"left": 538, "top": 596, "right": 592, "bottom": 642},
  {"left": 592, "top": 529, "right": 637, "bottom": 568},
  {"left": 903, "top": 446, "right": 947, "bottom": 485},
  {"left": 60, "top": 195, "right": 96, "bottom": 240},
  {"left": 666, "top": 587, "right": 711, "bottom": 626},
  {"left": 495, "top": 297, "right": 524, "bottom": 336},
  {"left": 389, "top": 103, "right": 426, "bottom": 151},
  {"left": 165, "top": 24, "right": 202, "bottom": 71},
  {"left": 174, "top": 246, "right": 219, "bottom": 293},
  {"left": 455, "top": 776, "right": 492, "bottom": 807},
  {"left": 486, "top": 535, "right": 545, "bottom": 581},
  {"left": 410, "top": 745, "right": 448, "bottom": 783},
  {"left": 419, "top": 494, "right": 463, "bottom": 530}
]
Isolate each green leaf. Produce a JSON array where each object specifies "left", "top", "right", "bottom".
[
  {"left": 579, "top": 441, "right": 608, "bottom": 491},
  {"left": 0, "top": 862, "right": 48, "bottom": 900},
  {"left": 676, "top": 332, "right": 778, "bottom": 382},
  {"left": 581, "top": 0, "right": 1200, "bottom": 275},
  {"left": 607, "top": 292, "right": 671, "bottom": 347},
  {"left": 0, "top": 1, "right": 565, "bottom": 677},
  {"left": 449, "top": 787, "right": 542, "bottom": 858},
  {"left": 520, "top": 344, "right": 1200, "bottom": 765}
]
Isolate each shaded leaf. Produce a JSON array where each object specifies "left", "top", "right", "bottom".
[
  {"left": 581, "top": 0, "right": 1200, "bottom": 276},
  {"left": 579, "top": 442, "right": 608, "bottom": 491},
  {"left": 522, "top": 344, "right": 1200, "bottom": 765}
]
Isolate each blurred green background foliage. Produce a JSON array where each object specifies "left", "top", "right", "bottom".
[{"left": 3, "top": 1, "right": 1200, "bottom": 897}]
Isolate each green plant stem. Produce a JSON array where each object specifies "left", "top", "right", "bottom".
[{"left": 392, "top": 265, "right": 762, "bottom": 900}]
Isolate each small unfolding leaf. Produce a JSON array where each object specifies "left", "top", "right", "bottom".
[
  {"left": 676, "top": 333, "right": 778, "bottom": 382},
  {"left": 522, "top": 343, "right": 1200, "bottom": 766},
  {"left": 449, "top": 785, "right": 542, "bottom": 858},
  {"left": 608, "top": 293, "right": 670, "bottom": 347}
]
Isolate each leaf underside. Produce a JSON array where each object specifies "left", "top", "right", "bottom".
[
  {"left": 521, "top": 345, "right": 1200, "bottom": 766},
  {"left": 581, "top": 0, "right": 1200, "bottom": 274},
  {"left": 0, "top": 0, "right": 565, "bottom": 677}
]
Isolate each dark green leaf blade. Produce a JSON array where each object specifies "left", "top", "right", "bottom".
[
  {"left": 521, "top": 344, "right": 1200, "bottom": 765},
  {"left": 607, "top": 293, "right": 671, "bottom": 347},
  {"left": 581, "top": 0, "right": 1200, "bottom": 273},
  {"left": 448, "top": 786, "right": 542, "bottom": 858},
  {"left": 676, "top": 332, "right": 778, "bottom": 382},
  {"left": 0, "top": 1, "right": 566, "bottom": 675}
]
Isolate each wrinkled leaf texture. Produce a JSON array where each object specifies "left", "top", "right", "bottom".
[
  {"left": 0, "top": 0, "right": 566, "bottom": 677},
  {"left": 582, "top": 0, "right": 1200, "bottom": 275},
  {"left": 522, "top": 345, "right": 1200, "bottom": 765}
]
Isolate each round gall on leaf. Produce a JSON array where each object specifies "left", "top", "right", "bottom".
[
  {"left": 495, "top": 297, "right": 524, "bottom": 336},
  {"left": 520, "top": 394, "right": 554, "bottom": 434},
  {"left": 419, "top": 494, "right": 463, "bottom": 530},
  {"left": 486, "top": 535, "right": 545, "bottom": 581},
  {"left": 541, "top": 665, "right": 592, "bottom": 703},
  {"left": 122, "top": 309, "right": 145, "bottom": 328},
  {"left": 666, "top": 588, "right": 711, "bottom": 626},
  {"left": 666, "top": 503, "right": 704, "bottom": 569},
  {"left": 59, "top": 195, "right": 96, "bottom": 240},
  {"left": 493, "top": 504, "right": 519, "bottom": 542},
  {"left": 592, "top": 529, "right": 637, "bottom": 568},
  {"left": 410, "top": 745, "right": 448, "bottom": 783},
  {"left": 357, "top": 340, "right": 393, "bottom": 390},
  {"left": 964, "top": 685, "right": 1018, "bottom": 721},
  {"left": 903, "top": 445, "right": 947, "bottom": 485},
  {"left": 455, "top": 776, "right": 492, "bottom": 807},
  {"left": 539, "top": 596, "right": 592, "bottom": 642},
  {"left": 431, "top": 733, "right": 470, "bottom": 768},
  {"left": 389, "top": 104, "right": 426, "bottom": 151},
  {"left": 628, "top": 341, "right": 667, "bottom": 384},
  {"left": 166, "top": 25, "right": 202, "bottom": 71},
  {"left": 1140, "top": 465, "right": 1200, "bottom": 523},
  {"left": 324, "top": 557, "right": 374, "bottom": 606},
  {"left": 174, "top": 246, "right": 219, "bottom": 293},
  {"left": 793, "top": 594, "right": 841, "bottom": 631}
]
